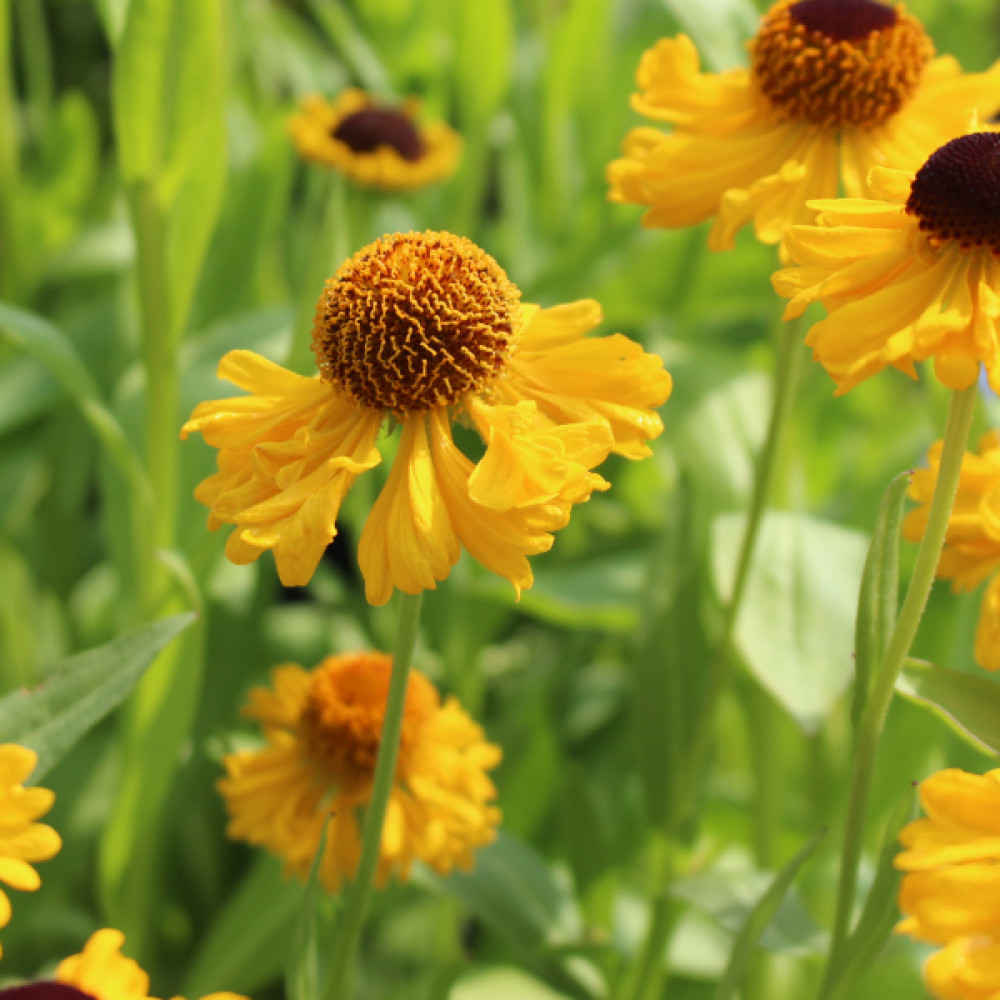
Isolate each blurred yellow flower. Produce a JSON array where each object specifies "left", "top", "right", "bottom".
[
  {"left": 923, "top": 936, "right": 1000, "bottom": 1000},
  {"left": 218, "top": 651, "right": 502, "bottom": 892},
  {"left": 608, "top": 0, "right": 1000, "bottom": 250},
  {"left": 289, "top": 90, "right": 461, "bottom": 190},
  {"left": 774, "top": 133, "right": 1000, "bottom": 394},
  {"left": 896, "top": 768, "right": 1000, "bottom": 944},
  {"left": 183, "top": 231, "right": 671, "bottom": 604},
  {"left": 55, "top": 927, "right": 246, "bottom": 1000},
  {"left": 0, "top": 744, "right": 60, "bottom": 959},
  {"left": 904, "top": 431, "right": 1000, "bottom": 671}
]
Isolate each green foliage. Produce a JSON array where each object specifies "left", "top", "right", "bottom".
[
  {"left": 0, "top": 1, "right": 994, "bottom": 997},
  {"left": 0, "top": 613, "right": 193, "bottom": 781}
]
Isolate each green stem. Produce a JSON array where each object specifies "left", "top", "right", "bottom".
[
  {"left": 129, "top": 182, "right": 177, "bottom": 612},
  {"left": 681, "top": 313, "right": 804, "bottom": 823},
  {"left": 286, "top": 171, "right": 349, "bottom": 374},
  {"left": 817, "top": 384, "right": 977, "bottom": 1000},
  {"left": 321, "top": 591, "right": 424, "bottom": 1000},
  {"left": 621, "top": 316, "right": 804, "bottom": 1000},
  {"left": 618, "top": 835, "right": 676, "bottom": 1000}
]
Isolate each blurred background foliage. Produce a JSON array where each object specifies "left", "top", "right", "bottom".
[{"left": 1, "top": 0, "right": 1000, "bottom": 997}]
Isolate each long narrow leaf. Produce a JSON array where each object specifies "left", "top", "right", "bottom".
[
  {"left": 829, "top": 789, "right": 917, "bottom": 998},
  {"left": 0, "top": 612, "right": 194, "bottom": 781},
  {"left": 713, "top": 828, "right": 825, "bottom": 1000},
  {"left": 852, "top": 472, "right": 910, "bottom": 730}
]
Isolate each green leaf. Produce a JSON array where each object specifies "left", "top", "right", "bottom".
[
  {"left": 671, "top": 869, "right": 827, "bottom": 956},
  {"left": 93, "top": 0, "right": 131, "bottom": 47},
  {"left": 830, "top": 789, "right": 917, "bottom": 999},
  {"left": 0, "top": 300, "right": 150, "bottom": 504},
  {"left": 712, "top": 511, "right": 869, "bottom": 732},
  {"left": 712, "top": 829, "right": 825, "bottom": 1000},
  {"left": 416, "top": 833, "right": 580, "bottom": 954},
  {"left": 451, "top": 968, "right": 573, "bottom": 1000},
  {"left": 114, "top": 0, "right": 224, "bottom": 192},
  {"left": 287, "top": 821, "right": 331, "bottom": 1000},
  {"left": 454, "top": 0, "right": 512, "bottom": 126},
  {"left": 304, "top": 0, "right": 392, "bottom": 95},
  {"left": 184, "top": 854, "right": 302, "bottom": 997},
  {"left": 0, "top": 613, "right": 194, "bottom": 781},
  {"left": 852, "top": 473, "right": 911, "bottom": 730},
  {"left": 660, "top": 0, "right": 759, "bottom": 70},
  {"left": 897, "top": 659, "right": 1000, "bottom": 754}
]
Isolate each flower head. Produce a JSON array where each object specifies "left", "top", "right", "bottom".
[
  {"left": 218, "top": 652, "right": 502, "bottom": 892},
  {"left": 897, "top": 767, "right": 1000, "bottom": 942},
  {"left": 904, "top": 431, "right": 1000, "bottom": 671},
  {"left": 182, "top": 232, "right": 671, "bottom": 604},
  {"left": 43, "top": 927, "right": 246, "bottom": 1000},
  {"left": 289, "top": 90, "right": 461, "bottom": 190},
  {"left": 0, "top": 744, "right": 60, "bottom": 958},
  {"left": 608, "top": 0, "right": 1000, "bottom": 250},
  {"left": 774, "top": 133, "right": 1000, "bottom": 394}
]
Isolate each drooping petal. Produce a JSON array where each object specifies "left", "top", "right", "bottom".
[
  {"left": 183, "top": 350, "right": 383, "bottom": 587},
  {"left": 467, "top": 398, "right": 612, "bottom": 510},
  {"left": 500, "top": 302, "right": 671, "bottom": 459},
  {"left": 358, "top": 416, "right": 461, "bottom": 606}
]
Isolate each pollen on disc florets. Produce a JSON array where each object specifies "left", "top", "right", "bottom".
[
  {"left": 906, "top": 133, "right": 1000, "bottom": 255},
  {"left": 312, "top": 232, "right": 523, "bottom": 414},
  {"left": 298, "top": 653, "right": 437, "bottom": 779},
  {"left": 332, "top": 106, "right": 425, "bottom": 162},
  {"left": 751, "top": 0, "right": 933, "bottom": 129}
]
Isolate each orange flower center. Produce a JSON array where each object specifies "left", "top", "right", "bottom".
[
  {"left": 751, "top": 0, "right": 932, "bottom": 129},
  {"left": 311, "top": 232, "right": 522, "bottom": 413},
  {"left": 332, "top": 106, "right": 425, "bottom": 162},
  {"left": 299, "top": 652, "right": 438, "bottom": 779},
  {"left": 906, "top": 133, "right": 1000, "bottom": 255}
]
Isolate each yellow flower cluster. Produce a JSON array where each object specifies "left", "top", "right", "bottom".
[
  {"left": 608, "top": 0, "right": 1000, "bottom": 250},
  {"left": 897, "top": 769, "right": 1000, "bottom": 999}
]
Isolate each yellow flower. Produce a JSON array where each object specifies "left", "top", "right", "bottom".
[
  {"left": 774, "top": 133, "right": 1000, "bottom": 394},
  {"left": 0, "top": 744, "right": 60, "bottom": 959},
  {"left": 54, "top": 927, "right": 245, "bottom": 1000},
  {"left": 288, "top": 90, "right": 461, "bottom": 190},
  {"left": 182, "top": 232, "right": 671, "bottom": 604},
  {"left": 896, "top": 768, "right": 1000, "bottom": 945},
  {"left": 904, "top": 431, "right": 1000, "bottom": 670},
  {"left": 218, "top": 651, "right": 502, "bottom": 893},
  {"left": 608, "top": 0, "right": 1000, "bottom": 250},
  {"left": 923, "top": 936, "right": 1000, "bottom": 1000}
]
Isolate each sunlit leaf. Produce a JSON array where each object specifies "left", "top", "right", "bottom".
[
  {"left": 713, "top": 511, "right": 868, "bottom": 731},
  {"left": 898, "top": 659, "right": 1000, "bottom": 754},
  {"left": 0, "top": 613, "right": 194, "bottom": 781}
]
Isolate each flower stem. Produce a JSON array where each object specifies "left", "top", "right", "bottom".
[
  {"left": 621, "top": 313, "right": 804, "bottom": 1000},
  {"left": 681, "top": 312, "right": 804, "bottom": 823},
  {"left": 321, "top": 590, "right": 424, "bottom": 1000},
  {"left": 817, "top": 384, "right": 977, "bottom": 1000}
]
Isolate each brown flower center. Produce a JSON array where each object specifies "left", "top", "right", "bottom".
[
  {"left": 332, "top": 106, "right": 425, "bottom": 162},
  {"left": 906, "top": 133, "right": 1000, "bottom": 255},
  {"left": 312, "top": 232, "right": 523, "bottom": 413},
  {"left": 299, "top": 652, "right": 438, "bottom": 779},
  {"left": 0, "top": 987, "right": 94, "bottom": 1000},
  {"left": 751, "top": 0, "right": 932, "bottom": 129}
]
